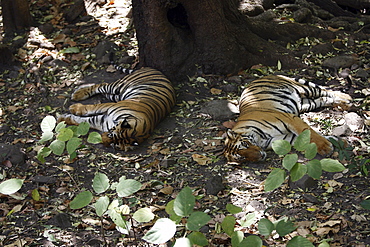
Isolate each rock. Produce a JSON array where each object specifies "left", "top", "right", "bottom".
[
  {"left": 239, "top": 0, "right": 274, "bottom": 16},
  {"left": 0, "top": 144, "right": 26, "bottom": 166},
  {"left": 332, "top": 124, "right": 352, "bottom": 136},
  {"left": 355, "top": 68, "right": 369, "bottom": 78},
  {"left": 322, "top": 55, "right": 359, "bottom": 70},
  {"left": 344, "top": 112, "right": 364, "bottom": 132},
  {"left": 293, "top": 8, "right": 312, "bottom": 23},
  {"left": 201, "top": 100, "right": 239, "bottom": 120},
  {"left": 205, "top": 175, "right": 225, "bottom": 195},
  {"left": 31, "top": 176, "right": 57, "bottom": 184},
  {"left": 289, "top": 174, "right": 318, "bottom": 190},
  {"left": 92, "top": 41, "right": 120, "bottom": 64},
  {"left": 49, "top": 213, "right": 72, "bottom": 229}
]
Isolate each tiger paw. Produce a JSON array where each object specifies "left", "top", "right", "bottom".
[
  {"left": 69, "top": 103, "right": 85, "bottom": 115},
  {"left": 71, "top": 85, "right": 93, "bottom": 101},
  {"left": 314, "top": 138, "right": 333, "bottom": 156},
  {"left": 101, "top": 132, "right": 113, "bottom": 146},
  {"left": 57, "top": 114, "right": 78, "bottom": 126}
]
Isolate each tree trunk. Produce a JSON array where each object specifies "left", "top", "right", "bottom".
[
  {"left": 132, "top": 0, "right": 306, "bottom": 81},
  {"left": 1, "top": 0, "right": 32, "bottom": 35}
]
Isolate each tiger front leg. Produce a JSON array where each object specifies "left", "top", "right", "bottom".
[
  {"left": 290, "top": 116, "right": 333, "bottom": 156},
  {"left": 69, "top": 102, "right": 116, "bottom": 116}
]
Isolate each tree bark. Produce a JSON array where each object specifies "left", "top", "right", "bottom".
[
  {"left": 132, "top": 0, "right": 306, "bottom": 81},
  {"left": 1, "top": 0, "right": 32, "bottom": 35}
]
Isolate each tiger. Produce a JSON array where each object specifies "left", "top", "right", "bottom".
[
  {"left": 223, "top": 75, "right": 352, "bottom": 163},
  {"left": 58, "top": 67, "right": 176, "bottom": 151}
]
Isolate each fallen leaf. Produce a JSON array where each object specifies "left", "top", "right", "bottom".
[
  {"left": 223, "top": 121, "right": 236, "bottom": 129},
  {"left": 210, "top": 88, "right": 222, "bottom": 95},
  {"left": 159, "top": 186, "right": 174, "bottom": 195},
  {"left": 192, "top": 153, "right": 212, "bottom": 165},
  {"left": 52, "top": 33, "right": 66, "bottom": 43}
]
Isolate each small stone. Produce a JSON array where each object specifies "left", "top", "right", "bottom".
[
  {"left": 355, "top": 68, "right": 369, "bottom": 78},
  {"left": 205, "top": 175, "right": 225, "bottom": 195},
  {"left": 344, "top": 112, "right": 364, "bottom": 132},
  {"left": 289, "top": 174, "right": 318, "bottom": 190},
  {"left": 201, "top": 100, "right": 239, "bottom": 120}
]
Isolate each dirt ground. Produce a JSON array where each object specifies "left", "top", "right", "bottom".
[{"left": 0, "top": 1, "right": 370, "bottom": 246}]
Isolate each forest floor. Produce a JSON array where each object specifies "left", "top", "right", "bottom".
[{"left": 0, "top": 1, "right": 370, "bottom": 246}]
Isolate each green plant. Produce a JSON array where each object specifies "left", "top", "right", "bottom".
[
  {"left": 329, "top": 137, "right": 354, "bottom": 161},
  {"left": 37, "top": 115, "right": 102, "bottom": 163},
  {"left": 265, "top": 130, "right": 346, "bottom": 192}
]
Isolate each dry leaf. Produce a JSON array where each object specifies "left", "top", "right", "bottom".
[
  {"left": 210, "top": 88, "right": 222, "bottom": 95},
  {"left": 223, "top": 121, "right": 236, "bottom": 129},
  {"left": 159, "top": 186, "right": 174, "bottom": 195},
  {"left": 52, "top": 33, "right": 66, "bottom": 43},
  {"left": 192, "top": 153, "right": 212, "bottom": 165}
]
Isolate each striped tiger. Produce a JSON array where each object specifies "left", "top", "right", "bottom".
[
  {"left": 223, "top": 75, "right": 352, "bottom": 163},
  {"left": 58, "top": 67, "right": 176, "bottom": 151}
]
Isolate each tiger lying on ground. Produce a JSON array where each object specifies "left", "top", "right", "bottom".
[
  {"left": 223, "top": 75, "right": 352, "bottom": 163},
  {"left": 58, "top": 67, "right": 176, "bottom": 151}
]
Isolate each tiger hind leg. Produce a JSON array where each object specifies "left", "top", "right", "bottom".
[{"left": 72, "top": 83, "right": 109, "bottom": 101}]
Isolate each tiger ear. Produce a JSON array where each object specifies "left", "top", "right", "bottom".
[
  {"left": 120, "top": 119, "right": 131, "bottom": 129},
  {"left": 226, "top": 129, "right": 237, "bottom": 139}
]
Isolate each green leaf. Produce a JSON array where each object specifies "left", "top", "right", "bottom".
[
  {"left": 108, "top": 208, "right": 130, "bottom": 232},
  {"left": 306, "top": 159, "right": 322, "bottom": 179},
  {"left": 165, "top": 200, "right": 182, "bottom": 223},
  {"left": 93, "top": 173, "right": 110, "bottom": 194},
  {"left": 221, "top": 215, "right": 236, "bottom": 237},
  {"left": 186, "top": 211, "right": 211, "bottom": 231},
  {"left": 142, "top": 218, "right": 177, "bottom": 244},
  {"left": 231, "top": 231, "right": 244, "bottom": 247},
  {"left": 69, "top": 191, "right": 93, "bottom": 209},
  {"left": 76, "top": 122, "right": 90, "bottom": 136},
  {"left": 239, "top": 212, "right": 256, "bottom": 227},
  {"left": 37, "top": 147, "right": 52, "bottom": 163},
  {"left": 277, "top": 60, "right": 282, "bottom": 70},
  {"left": 258, "top": 218, "right": 274, "bottom": 237},
  {"left": 95, "top": 196, "right": 109, "bottom": 216},
  {"left": 31, "top": 189, "right": 40, "bottom": 201},
  {"left": 55, "top": 121, "right": 67, "bottom": 132},
  {"left": 57, "top": 128, "right": 74, "bottom": 141},
  {"left": 87, "top": 132, "right": 102, "bottom": 144},
  {"left": 49, "top": 139, "right": 65, "bottom": 155},
  {"left": 318, "top": 241, "right": 331, "bottom": 247},
  {"left": 238, "top": 235, "right": 263, "bottom": 247},
  {"left": 275, "top": 219, "right": 296, "bottom": 236},
  {"left": 304, "top": 143, "right": 317, "bottom": 160},
  {"left": 290, "top": 163, "right": 307, "bottom": 182},
  {"left": 287, "top": 236, "right": 314, "bottom": 247},
  {"left": 264, "top": 168, "right": 286, "bottom": 192},
  {"left": 173, "top": 237, "right": 192, "bottom": 247},
  {"left": 360, "top": 199, "right": 370, "bottom": 210},
  {"left": 41, "top": 115, "right": 56, "bottom": 132},
  {"left": 133, "top": 208, "right": 155, "bottom": 223},
  {"left": 0, "top": 179, "right": 24, "bottom": 195},
  {"left": 226, "top": 204, "right": 243, "bottom": 214},
  {"left": 294, "top": 130, "right": 311, "bottom": 151},
  {"left": 272, "top": 139, "right": 291, "bottom": 155},
  {"left": 116, "top": 178, "right": 142, "bottom": 197},
  {"left": 188, "top": 232, "right": 208, "bottom": 246},
  {"left": 174, "top": 186, "right": 195, "bottom": 217},
  {"left": 39, "top": 131, "right": 54, "bottom": 143},
  {"left": 282, "top": 153, "right": 298, "bottom": 171},
  {"left": 60, "top": 47, "right": 80, "bottom": 54},
  {"left": 66, "top": 137, "right": 82, "bottom": 154},
  {"left": 321, "top": 159, "right": 345, "bottom": 172}
]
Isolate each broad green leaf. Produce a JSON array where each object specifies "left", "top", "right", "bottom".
[
  {"left": 221, "top": 215, "right": 236, "bottom": 237},
  {"left": 304, "top": 143, "right": 317, "bottom": 160},
  {"left": 264, "top": 168, "right": 286, "bottom": 192},
  {"left": 258, "top": 218, "right": 274, "bottom": 237},
  {"left": 57, "top": 128, "right": 74, "bottom": 141},
  {"left": 238, "top": 235, "right": 263, "bottom": 247},
  {"left": 318, "top": 241, "right": 330, "bottom": 247},
  {"left": 174, "top": 186, "right": 195, "bottom": 217},
  {"left": 231, "top": 231, "right": 244, "bottom": 247},
  {"left": 76, "top": 122, "right": 90, "bottom": 136},
  {"left": 186, "top": 211, "right": 211, "bottom": 231},
  {"left": 290, "top": 163, "right": 307, "bottom": 182},
  {"left": 32, "top": 189, "right": 40, "bottom": 201},
  {"left": 69, "top": 191, "right": 93, "bottom": 209},
  {"left": 37, "top": 147, "right": 52, "bottom": 163},
  {"left": 133, "top": 208, "right": 155, "bottom": 223},
  {"left": 275, "top": 219, "right": 296, "bottom": 236},
  {"left": 294, "top": 130, "right": 311, "bottom": 151},
  {"left": 87, "top": 132, "right": 102, "bottom": 144},
  {"left": 95, "top": 196, "right": 109, "bottom": 216},
  {"left": 108, "top": 208, "right": 130, "bottom": 232},
  {"left": 174, "top": 238, "right": 192, "bottom": 247},
  {"left": 60, "top": 47, "right": 80, "bottom": 54},
  {"left": 142, "top": 218, "right": 176, "bottom": 244},
  {"left": 55, "top": 121, "right": 67, "bottom": 132},
  {"left": 66, "top": 137, "right": 82, "bottom": 154},
  {"left": 239, "top": 212, "right": 256, "bottom": 227},
  {"left": 188, "top": 232, "right": 208, "bottom": 246},
  {"left": 49, "top": 139, "right": 65, "bottom": 155},
  {"left": 272, "top": 139, "right": 291, "bottom": 155},
  {"left": 165, "top": 200, "right": 182, "bottom": 223},
  {"left": 360, "top": 199, "right": 370, "bottom": 210},
  {"left": 39, "top": 131, "right": 53, "bottom": 143},
  {"left": 116, "top": 179, "right": 142, "bottom": 197},
  {"left": 277, "top": 60, "right": 282, "bottom": 70},
  {"left": 0, "top": 179, "right": 24, "bottom": 195},
  {"left": 287, "top": 236, "right": 314, "bottom": 247},
  {"left": 41, "top": 115, "right": 56, "bottom": 132},
  {"left": 321, "top": 159, "right": 345, "bottom": 172},
  {"left": 306, "top": 159, "right": 322, "bottom": 179},
  {"left": 282, "top": 153, "right": 298, "bottom": 171},
  {"left": 226, "top": 204, "right": 243, "bottom": 214},
  {"left": 93, "top": 173, "right": 110, "bottom": 194}
]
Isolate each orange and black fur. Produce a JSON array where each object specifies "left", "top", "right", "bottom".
[
  {"left": 223, "top": 75, "right": 352, "bottom": 163},
  {"left": 59, "top": 67, "right": 176, "bottom": 151}
]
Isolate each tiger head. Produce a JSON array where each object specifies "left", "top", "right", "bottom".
[
  {"left": 102, "top": 118, "right": 148, "bottom": 151},
  {"left": 223, "top": 129, "right": 267, "bottom": 163}
]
